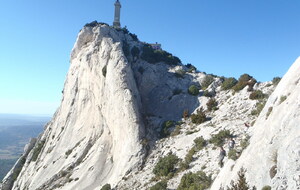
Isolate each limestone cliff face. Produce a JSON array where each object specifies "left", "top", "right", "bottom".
[
  {"left": 1, "top": 23, "right": 199, "bottom": 190},
  {"left": 2, "top": 22, "right": 299, "bottom": 190},
  {"left": 212, "top": 58, "right": 300, "bottom": 190}
]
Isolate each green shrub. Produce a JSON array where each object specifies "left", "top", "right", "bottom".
[
  {"left": 32, "top": 140, "right": 46, "bottom": 162},
  {"left": 12, "top": 156, "right": 26, "bottom": 182},
  {"left": 141, "top": 44, "right": 181, "bottom": 65},
  {"left": 240, "top": 135, "right": 250, "bottom": 151},
  {"left": 221, "top": 77, "right": 238, "bottom": 90},
  {"left": 206, "top": 98, "right": 218, "bottom": 111},
  {"left": 233, "top": 74, "right": 256, "bottom": 92},
  {"left": 170, "top": 125, "right": 181, "bottom": 136},
  {"left": 177, "top": 171, "right": 212, "bottom": 190},
  {"left": 188, "top": 85, "right": 200, "bottom": 96},
  {"left": 227, "top": 168, "right": 256, "bottom": 190},
  {"left": 175, "top": 69, "right": 186, "bottom": 78},
  {"left": 190, "top": 109, "right": 206, "bottom": 124},
  {"left": 201, "top": 75, "right": 214, "bottom": 89},
  {"left": 180, "top": 137, "right": 206, "bottom": 170},
  {"left": 209, "top": 130, "right": 233, "bottom": 147},
  {"left": 131, "top": 46, "right": 140, "bottom": 58},
  {"left": 102, "top": 65, "right": 107, "bottom": 77},
  {"left": 150, "top": 180, "right": 168, "bottom": 190},
  {"left": 194, "top": 137, "right": 207, "bottom": 151},
  {"left": 184, "top": 148, "right": 196, "bottom": 165},
  {"left": 228, "top": 149, "right": 238, "bottom": 160},
  {"left": 266, "top": 107, "right": 273, "bottom": 119},
  {"left": 153, "top": 153, "right": 179, "bottom": 177},
  {"left": 249, "top": 90, "right": 265, "bottom": 100},
  {"left": 272, "top": 77, "right": 281, "bottom": 86},
  {"left": 179, "top": 161, "right": 189, "bottom": 171},
  {"left": 65, "top": 149, "right": 72, "bottom": 156},
  {"left": 203, "top": 90, "right": 213, "bottom": 97},
  {"left": 185, "top": 63, "right": 196, "bottom": 72},
  {"left": 100, "top": 184, "right": 111, "bottom": 190},
  {"left": 160, "top": 120, "right": 175, "bottom": 138},
  {"left": 279, "top": 95, "right": 287, "bottom": 104},
  {"left": 262, "top": 185, "right": 272, "bottom": 190},
  {"left": 129, "top": 33, "right": 138, "bottom": 41},
  {"left": 251, "top": 100, "right": 266, "bottom": 116}
]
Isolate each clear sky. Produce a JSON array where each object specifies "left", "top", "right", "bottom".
[{"left": 0, "top": 0, "right": 299, "bottom": 115}]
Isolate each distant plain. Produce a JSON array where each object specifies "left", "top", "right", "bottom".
[{"left": 0, "top": 114, "right": 50, "bottom": 180}]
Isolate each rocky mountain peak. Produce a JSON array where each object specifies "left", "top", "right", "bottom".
[{"left": 1, "top": 22, "right": 299, "bottom": 190}]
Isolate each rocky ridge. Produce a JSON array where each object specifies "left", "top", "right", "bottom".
[{"left": 1, "top": 22, "right": 299, "bottom": 190}]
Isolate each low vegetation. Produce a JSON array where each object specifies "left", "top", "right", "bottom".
[
  {"left": 31, "top": 140, "right": 46, "bottom": 162},
  {"left": 190, "top": 109, "right": 207, "bottom": 124},
  {"left": 233, "top": 74, "right": 256, "bottom": 92},
  {"left": 188, "top": 85, "right": 200, "bottom": 96},
  {"left": 206, "top": 98, "right": 218, "bottom": 111},
  {"left": 180, "top": 137, "right": 207, "bottom": 170},
  {"left": 240, "top": 135, "right": 250, "bottom": 151},
  {"left": 185, "top": 63, "right": 196, "bottom": 73},
  {"left": 160, "top": 120, "right": 175, "bottom": 138},
  {"left": 209, "top": 130, "right": 233, "bottom": 147},
  {"left": 12, "top": 156, "right": 26, "bottom": 182},
  {"left": 272, "top": 77, "right": 281, "bottom": 86},
  {"left": 249, "top": 90, "right": 265, "bottom": 100},
  {"left": 100, "top": 184, "right": 111, "bottom": 190},
  {"left": 201, "top": 75, "right": 214, "bottom": 89},
  {"left": 228, "top": 149, "right": 239, "bottom": 161},
  {"left": 175, "top": 69, "right": 186, "bottom": 78},
  {"left": 194, "top": 137, "right": 207, "bottom": 151},
  {"left": 279, "top": 95, "right": 287, "bottom": 104},
  {"left": 221, "top": 77, "right": 238, "bottom": 90},
  {"left": 141, "top": 44, "right": 181, "bottom": 65},
  {"left": 177, "top": 171, "right": 212, "bottom": 190},
  {"left": 266, "top": 107, "right": 273, "bottom": 119},
  {"left": 262, "top": 186, "right": 272, "bottom": 190},
  {"left": 150, "top": 180, "right": 168, "bottom": 190},
  {"left": 227, "top": 168, "right": 256, "bottom": 190},
  {"left": 170, "top": 125, "right": 181, "bottom": 136},
  {"left": 251, "top": 100, "right": 266, "bottom": 116},
  {"left": 203, "top": 90, "right": 213, "bottom": 97},
  {"left": 102, "top": 65, "right": 107, "bottom": 77},
  {"left": 153, "top": 153, "right": 180, "bottom": 178}
]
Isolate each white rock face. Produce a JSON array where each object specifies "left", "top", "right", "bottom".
[
  {"left": 211, "top": 57, "right": 300, "bottom": 190},
  {"left": 1, "top": 24, "right": 203, "bottom": 190},
  {"left": 1, "top": 22, "right": 299, "bottom": 190},
  {"left": 2, "top": 25, "right": 145, "bottom": 190}
]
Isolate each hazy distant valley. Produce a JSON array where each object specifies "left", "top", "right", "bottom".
[{"left": 0, "top": 114, "right": 49, "bottom": 180}]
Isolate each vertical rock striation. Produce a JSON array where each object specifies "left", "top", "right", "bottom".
[{"left": 1, "top": 23, "right": 199, "bottom": 190}]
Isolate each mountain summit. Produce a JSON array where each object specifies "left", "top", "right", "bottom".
[{"left": 1, "top": 22, "right": 299, "bottom": 190}]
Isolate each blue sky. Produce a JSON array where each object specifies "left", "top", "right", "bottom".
[{"left": 0, "top": 0, "right": 299, "bottom": 115}]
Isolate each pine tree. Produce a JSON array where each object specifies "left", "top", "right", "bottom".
[{"left": 227, "top": 168, "right": 256, "bottom": 190}]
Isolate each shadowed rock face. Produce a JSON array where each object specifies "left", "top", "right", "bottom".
[
  {"left": 212, "top": 57, "right": 300, "bottom": 190},
  {"left": 1, "top": 24, "right": 199, "bottom": 190}
]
